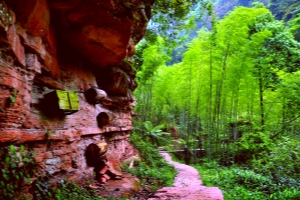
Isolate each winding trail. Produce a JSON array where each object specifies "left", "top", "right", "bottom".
[{"left": 148, "top": 150, "right": 224, "bottom": 200}]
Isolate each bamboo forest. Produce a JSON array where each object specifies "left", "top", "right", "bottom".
[
  {"left": 1, "top": 0, "right": 300, "bottom": 199},
  {"left": 131, "top": 0, "right": 300, "bottom": 199}
]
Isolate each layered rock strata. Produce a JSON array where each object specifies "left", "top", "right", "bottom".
[{"left": 0, "top": 0, "right": 154, "bottom": 196}]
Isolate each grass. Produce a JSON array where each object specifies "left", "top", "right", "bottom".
[
  {"left": 123, "top": 133, "right": 177, "bottom": 191},
  {"left": 193, "top": 160, "right": 300, "bottom": 200}
]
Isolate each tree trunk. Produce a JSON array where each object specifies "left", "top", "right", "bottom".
[{"left": 258, "top": 67, "right": 265, "bottom": 131}]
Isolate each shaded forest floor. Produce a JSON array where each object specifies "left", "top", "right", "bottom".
[{"left": 148, "top": 150, "right": 224, "bottom": 200}]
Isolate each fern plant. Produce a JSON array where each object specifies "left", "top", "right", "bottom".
[{"left": 143, "top": 121, "right": 170, "bottom": 146}]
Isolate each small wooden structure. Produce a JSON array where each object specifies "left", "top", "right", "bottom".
[
  {"left": 97, "top": 112, "right": 114, "bottom": 127},
  {"left": 85, "top": 142, "right": 122, "bottom": 184},
  {"left": 84, "top": 88, "right": 107, "bottom": 104},
  {"left": 86, "top": 142, "right": 108, "bottom": 166}
]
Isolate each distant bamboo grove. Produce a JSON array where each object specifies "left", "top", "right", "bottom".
[{"left": 134, "top": 4, "right": 300, "bottom": 163}]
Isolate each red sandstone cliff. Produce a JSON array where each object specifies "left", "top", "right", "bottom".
[{"left": 0, "top": 0, "right": 154, "bottom": 197}]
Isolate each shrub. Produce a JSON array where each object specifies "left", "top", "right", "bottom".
[
  {"left": 235, "top": 131, "right": 273, "bottom": 164},
  {"left": 196, "top": 155, "right": 300, "bottom": 200},
  {"left": 124, "top": 133, "right": 176, "bottom": 190},
  {"left": 0, "top": 145, "right": 37, "bottom": 199},
  {"left": 251, "top": 136, "right": 300, "bottom": 196},
  {"left": 53, "top": 181, "right": 104, "bottom": 200},
  {"left": 195, "top": 163, "right": 270, "bottom": 199}
]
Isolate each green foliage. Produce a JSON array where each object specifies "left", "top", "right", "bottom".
[
  {"left": 144, "top": 0, "right": 214, "bottom": 66},
  {"left": 192, "top": 160, "right": 219, "bottom": 186},
  {"left": 0, "top": 3, "right": 12, "bottom": 30},
  {"left": 251, "top": 137, "right": 300, "bottom": 186},
  {"left": 195, "top": 135, "right": 300, "bottom": 199},
  {"left": 9, "top": 89, "right": 18, "bottom": 107},
  {"left": 133, "top": 41, "right": 149, "bottom": 71},
  {"left": 31, "top": 176, "right": 52, "bottom": 200},
  {"left": 136, "top": 2, "right": 300, "bottom": 198},
  {"left": 124, "top": 133, "right": 176, "bottom": 190},
  {"left": 143, "top": 121, "right": 171, "bottom": 147},
  {"left": 134, "top": 38, "right": 170, "bottom": 124},
  {"left": 279, "top": 70, "right": 300, "bottom": 109},
  {"left": 289, "top": 13, "right": 300, "bottom": 41},
  {"left": 135, "top": 4, "right": 300, "bottom": 200},
  {"left": 269, "top": 0, "right": 300, "bottom": 21},
  {"left": 31, "top": 178, "right": 106, "bottom": 200},
  {"left": 235, "top": 131, "right": 273, "bottom": 163},
  {"left": 53, "top": 181, "right": 103, "bottom": 200},
  {"left": 149, "top": 0, "right": 205, "bottom": 44},
  {"left": 0, "top": 145, "right": 37, "bottom": 199},
  {"left": 270, "top": 188, "right": 300, "bottom": 200},
  {"left": 195, "top": 163, "right": 282, "bottom": 199},
  {"left": 0, "top": 147, "right": 102, "bottom": 200},
  {"left": 136, "top": 38, "right": 170, "bottom": 84},
  {"left": 139, "top": 2, "right": 300, "bottom": 161},
  {"left": 32, "top": 179, "right": 106, "bottom": 200}
]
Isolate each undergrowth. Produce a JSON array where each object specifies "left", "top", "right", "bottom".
[
  {"left": 123, "top": 133, "right": 176, "bottom": 191},
  {"left": 0, "top": 145, "right": 37, "bottom": 199},
  {"left": 194, "top": 160, "right": 300, "bottom": 200},
  {"left": 51, "top": 181, "right": 104, "bottom": 200},
  {"left": 190, "top": 134, "right": 300, "bottom": 200},
  {"left": 0, "top": 145, "right": 108, "bottom": 200},
  {"left": 32, "top": 177, "right": 129, "bottom": 200}
]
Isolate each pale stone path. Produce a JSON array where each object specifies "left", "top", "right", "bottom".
[{"left": 148, "top": 151, "right": 224, "bottom": 200}]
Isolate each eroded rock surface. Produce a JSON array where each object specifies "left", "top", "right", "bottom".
[{"left": 0, "top": 0, "right": 154, "bottom": 197}]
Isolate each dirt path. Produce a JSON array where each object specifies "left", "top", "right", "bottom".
[{"left": 148, "top": 151, "right": 224, "bottom": 200}]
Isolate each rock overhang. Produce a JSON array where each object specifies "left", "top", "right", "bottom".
[{"left": 11, "top": 0, "right": 154, "bottom": 68}]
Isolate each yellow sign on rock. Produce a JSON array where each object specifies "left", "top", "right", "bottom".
[{"left": 67, "top": 91, "right": 79, "bottom": 110}]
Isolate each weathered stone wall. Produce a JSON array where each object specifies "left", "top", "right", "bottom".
[{"left": 0, "top": 0, "right": 153, "bottom": 190}]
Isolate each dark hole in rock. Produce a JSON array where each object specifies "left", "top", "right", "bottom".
[
  {"left": 39, "top": 95, "right": 65, "bottom": 118},
  {"left": 84, "top": 88, "right": 98, "bottom": 104},
  {"left": 97, "top": 112, "right": 111, "bottom": 127}
]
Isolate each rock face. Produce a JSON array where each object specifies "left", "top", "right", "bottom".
[{"left": 0, "top": 0, "right": 154, "bottom": 197}]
